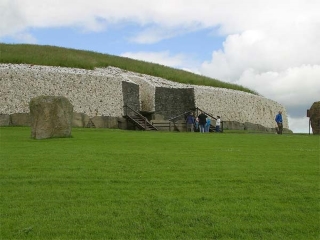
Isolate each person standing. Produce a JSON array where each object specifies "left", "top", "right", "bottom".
[
  {"left": 186, "top": 112, "right": 195, "bottom": 132},
  {"left": 195, "top": 117, "right": 199, "bottom": 132},
  {"left": 215, "top": 116, "right": 221, "bottom": 132},
  {"left": 205, "top": 117, "right": 211, "bottom": 132},
  {"left": 275, "top": 111, "right": 283, "bottom": 134},
  {"left": 198, "top": 111, "right": 207, "bottom": 133}
]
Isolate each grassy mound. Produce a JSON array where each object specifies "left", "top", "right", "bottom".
[{"left": 0, "top": 43, "right": 257, "bottom": 94}]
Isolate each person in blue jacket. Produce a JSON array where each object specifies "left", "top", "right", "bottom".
[
  {"left": 275, "top": 111, "right": 283, "bottom": 134},
  {"left": 205, "top": 117, "right": 211, "bottom": 132},
  {"left": 186, "top": 112, "right": 195, "bottom": 132}
]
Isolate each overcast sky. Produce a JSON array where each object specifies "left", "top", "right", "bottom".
[{"left": 1, "top": 0, "right": 319, "bottom": 133}]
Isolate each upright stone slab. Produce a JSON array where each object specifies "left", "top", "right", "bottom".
[
  {"left": 309, "top": 101, "right": 320, "bottom": 134},
  {"left": 10, "top": 113, "right": 31, "bottom": 126},
  {"left": 0, "top": 114, "right": 10, "bottom": 126},
  {"left": 30, "top": 96, "right": 73, "bottom": 139},
  {"left": 155, "top": 87, "right": 195, "bottom": 119},
  {"left": 72, "top": 112, "right": 90, "bottom": 128}
]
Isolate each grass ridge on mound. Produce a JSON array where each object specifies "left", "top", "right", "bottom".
[{"left": 0, "top": 43, "right": 257, "bottom": 94}]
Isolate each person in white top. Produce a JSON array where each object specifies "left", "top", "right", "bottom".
[{"left": 215, "top": 116, "right": 221, "bottom": 132}]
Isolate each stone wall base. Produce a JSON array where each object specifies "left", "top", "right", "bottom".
[
  {"left": 151, "top": 120, "right": 185, "bottom": 131},
  {"left": 0, "top": 112, "right": 127, "bottom": 130},
  {"left": 0, "top": 114, "right": 11, "bottom": 126},
  {"left": 223, "top": 121, "right": 292, "bottom": 133},
  {"left": 0, "top": 112, "right": 292, "bottom": 133}
]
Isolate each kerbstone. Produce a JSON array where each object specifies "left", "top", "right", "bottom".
[
  {"left": 10, "top": 113, "right": 30, "bottom": 126},
  {"left": 0, "top": 114, "right": 10, "bottom": 126}
]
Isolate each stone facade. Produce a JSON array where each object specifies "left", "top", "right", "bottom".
[
  {"left": 155, "top": 87, "right": 195, "bottom": 120},
  {"left": 0, "top": 64, "right": 135, "bottom": 117},
  {"left": 122, "top": 81, "right": 140, "bottom": 112},
  {"left": 193, "top": 86, "right": 288, "bottom": 129},
  {"left": 0, "top": 64, "right": 290, "bottom": 131}
]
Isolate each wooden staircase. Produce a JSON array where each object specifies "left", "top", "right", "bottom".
[
  {"left": 125, "top": 114, "right": 158, "bottom": 131},
  {"left": 123, "top": 105, "right": 158, "bottom": 131}
]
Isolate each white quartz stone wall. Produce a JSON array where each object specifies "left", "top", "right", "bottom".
[
  {"left": 0, "top": 64, "right": 289, "bottom": 129},
  {"left": 193, "top": 86, "right": 288, "bottom": 129},
  {"left": 0, "top": 64, "right": 128, "bottom": 117}
]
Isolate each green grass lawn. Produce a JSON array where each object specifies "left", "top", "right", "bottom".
[{"left": 0, "top": 127, "right": 319, "bottom": 239}]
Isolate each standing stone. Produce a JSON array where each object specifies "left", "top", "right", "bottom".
[
  {"left": 30, "top": 96, "right": 73, "bottom": 139},
  {"left": 309, "top": 101, "right": 320, "bottom": 135}
]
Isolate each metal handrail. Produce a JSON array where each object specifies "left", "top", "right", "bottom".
[
  {"left": 168, "top": 111, "right": 192, "bottom": 122},
  {"left": 124, "top": 105, "right": 222, "bottom": 132},
  {"left": 196, "top": 107, "right": 223, "bottom": 132},
  {"left": 195, "top": 107, "right": 217, "bottom": 121},
  {"left": 195, "top": 107, "right": 223, "bottom": 132}
]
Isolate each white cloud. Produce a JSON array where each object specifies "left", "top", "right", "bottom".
[
  {"left": 200, "top": 23, "right": 320, "bottom": 128},
  {"left": 201, "top": 26, "right": 320, "bottom": 81},
  {"left": 236, "top": 65, "right": 320, "bottom": 109},
  {"left": 121, "top": 51, "right": 200, "bottom": 73},
  {"left": 128, "top": 27, "right": 179, "bottom": 44},
  {"left": 0, "top": 0, "right": 27, "bottom": 37},
  {"left": 129, "top": 26, "right": 201, "bottom": 44},
  {"left": 11, "top": 32, "right": 37, "bottom": 44},
  {"left": 4, "top": 0, "right": 317, "bottom": 40}
]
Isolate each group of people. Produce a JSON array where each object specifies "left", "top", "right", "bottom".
[
  {"left": 186, "top": 110, "right": 284, "bottom": 134},
  {"left": 186, "top": 111, "right": 221, "bottom": 133}
]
